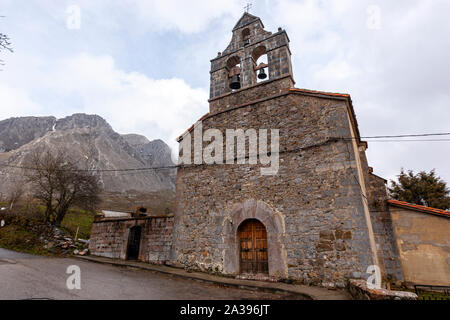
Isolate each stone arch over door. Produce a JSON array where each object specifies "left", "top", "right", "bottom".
[{"left": 222, "top": 199, "right": 287, "bottom": 278}]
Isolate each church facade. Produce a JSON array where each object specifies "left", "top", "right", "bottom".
[
  {"left": 171, "top": 13, "right": 403, "bottom": 287},
  {"left": 88, "top": 13, "right": 450, "bottom": 289}
]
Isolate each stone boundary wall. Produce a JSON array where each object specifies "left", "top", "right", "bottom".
[
  {"left": 89, "top": 215, "right": 173, "bottom": 264},
  {"left": 389, "top": 206, "right": 450, "bottom": 286},
  {"left": 347, "top": 279, "right": 417, "bottom": 300},
  {"left": 140, "top": 217, "right": 174, "bottom": 264}
]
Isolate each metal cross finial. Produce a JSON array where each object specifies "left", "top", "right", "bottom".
[{"left": 244, "top": 3, "right": 252, "bottom": 13}]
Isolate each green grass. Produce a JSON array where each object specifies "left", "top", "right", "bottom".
[
  {"left": 61, "top": 208, "right": 95, "bottom": 239},
  {"left": 0, "top": 224, "right": 56, "bottom": 256},
  {"left": 418, "top": 291, "right": 450, "bottom": 300},
  {"left": 0, "top": 205, "right": 95, "bottom": 256},
  {"left": 393, "top": 285, "right": 450, "bottom": 300}
]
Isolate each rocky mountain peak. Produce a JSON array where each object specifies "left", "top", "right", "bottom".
[
  {"left": 0, "top": 116, "right": 57, "bottom": 152},
  {"left": 0, "top": 114, "right": 176, "bottom": 196},
  {"left": 122, "top": 134, "right": 151, "bottom": 148},
  {"left": 55, "top": 113, "right": 111, "bottom": 131}
]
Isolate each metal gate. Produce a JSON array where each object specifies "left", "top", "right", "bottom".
[
  {"left": 414, "top": 285, "right": 450, "bottom": 300},
  {"left": 127, "top": 226, "right": 141, "bottom": 260},
  {"left": 238, "top": 219, "right": 268, "bottom": 274}
]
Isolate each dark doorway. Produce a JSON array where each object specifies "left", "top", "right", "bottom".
[
  {"left": 238, "top": 219, "right": 268, "bottom": 274},
  {"left": 127, "top": 226, "right": 141, "bottom": 260}
]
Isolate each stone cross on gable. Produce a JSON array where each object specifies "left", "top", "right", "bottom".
[{"left": 244, "top": 3, "right": 252, "bottom": 13}]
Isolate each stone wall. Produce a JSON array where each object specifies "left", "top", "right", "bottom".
[
  {"left": 141, "top": 217, "right": 174, "bottom": 263},
  {"left": 364, "top": 170, "right": 404, "bottom": 282},
  {"left": 89, "top": 219, "right": 127, "bottom": 259},
  {"left": 174, "top": 92, "right": 379, "bottom": 287},
  {"left": 209, "top": 14, "right": 293, "bottom": 99},
  {"left": 389, "top": 206, "right": 450, "bottom": 286},
  {"left": 89, "top": 215, "right": 173, "bottom": 264},
  {"left": 347, "top": 279, "right": 417, "bottom": 300},
  {"left": 208, "top": 77, "right": 294, "bottom": 114}
]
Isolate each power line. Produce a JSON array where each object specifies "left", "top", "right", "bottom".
[
  {"left": 366, "top": 139, "right": 450, "bottom": 142},
  {"left": 0, "top": 163, "right": 178, "bottom": 172},
  {"left": 0, "top": 138, "right": 338, "bottom": 173},
  {"left": 0, "top": 131, "right": 450, "bottom": 173},
  {"left": 360, "top": 132, "right": 450, "bottom": 139}
]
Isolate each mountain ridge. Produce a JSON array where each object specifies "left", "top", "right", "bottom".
[{"left": 0, "top": 114, "right": 176, "bottom": 199}]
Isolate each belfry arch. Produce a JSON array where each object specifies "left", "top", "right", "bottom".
[
  {"left": 226, "top": 55, "right": 242, "bottom": 91},
  {"left": 252, "top": 45, "right": 269, "bottom": 83}
]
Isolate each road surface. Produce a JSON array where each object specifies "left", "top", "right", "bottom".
[{"left": 0, "top": 248, "right": 301, "bottom": 300}]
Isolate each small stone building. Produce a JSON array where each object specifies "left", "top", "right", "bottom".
[
  {"left": 89, "top": 212, "right": 173, "bottom": 263},
  {"left": 387, "top": 200, "right": 450, "bottom": 286},
  {"left": 89, "top": 13, "right": 449, "bottom": 289}
]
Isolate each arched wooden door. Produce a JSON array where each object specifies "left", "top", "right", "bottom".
[
  {"left": 238, "top": 219, "right": 268, "bottom": 274},
  {"left": 127, "top": 226, "right": 142, "bottom": 260}
]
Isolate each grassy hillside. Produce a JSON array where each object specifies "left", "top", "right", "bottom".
[
  {"left": 0, "top": 205, "right": 95, "bottom": 255},
  {"left": 0, "top": 223, "right": 54, "bottom": 255},
  {"left": 61, "top": 208, "right": 95, "bottom": 240}
]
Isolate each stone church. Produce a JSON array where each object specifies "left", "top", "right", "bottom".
[
  {"left": 172, "top": 12, "right": 402, "bottom": 287},
  {"left": 90, "top": 13, "right": 450, "bottom": 288}
]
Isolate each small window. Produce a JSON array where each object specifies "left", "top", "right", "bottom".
[{"left": 242, "top": 28, "right": 250, "bottom": 46}]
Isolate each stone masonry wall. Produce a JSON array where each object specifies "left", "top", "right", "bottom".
[
  {"left": 89, "top": 219, "right": 127, "bottom": 259},
  {"left": 366, "top": 172, "right": 404, "bottom": 282},
  {"left": 174, "top": 92, "right": 377, "bottom": 287},
  {"left": 356, "top": 146, "right": 404, "bottom": 282},
  {"left": 208, "top": 76, "right": 294, "bottom": 114},
  {"left": 89, "top": 216, "right": 173, "bottom": 264},
  {"left": 140, "top": 217, "right": 174, "bottom": 263},
  {"left": 209, "top": 15, "right": 292, "bottom": 99}
]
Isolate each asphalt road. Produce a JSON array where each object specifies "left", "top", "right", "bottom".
[{"left": 0, "top": 248, "right": 301, "bottom": 300}]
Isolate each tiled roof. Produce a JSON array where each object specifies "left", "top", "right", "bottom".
[
  {"left": 387, "top": 199, "right": 450, "bottom": 218},
  {"left": 289, "top": 88, "right": 350, "bottom": 98}
]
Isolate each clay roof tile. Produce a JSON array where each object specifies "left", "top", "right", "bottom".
[{"left": 387, "top": 199, "right": 450, "bottom": 218}]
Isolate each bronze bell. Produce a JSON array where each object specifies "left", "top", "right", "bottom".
[
  {"left": 229, "top": 74, "right": 241, "bottom": 90},
  {"left": 258, "top": 68, "right": 267, "bottom": 80}
]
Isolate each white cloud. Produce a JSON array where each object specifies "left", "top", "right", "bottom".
[
  {"left": 269, "top": 0, "right": 450, "bottom": 183},
  {"left": 55, "top": 53, "right": 208, "bottom": 157},
  {"left": 129, "top": 0, "right": 242, "bottom": 33},
  {"left": 312, "top": 59, "right": 359, "bottom": 85},
  {"left": 0, "top": 84, "right": 42, "bottom": 119},
  {"left": 69, "top": 0, "right": 243, "bottom": 34},
  {"left": 1, "top": 0, "right": 450, "bottom": 184},
  {"left": 0, "top": 52, "right": 208, "bottom": 159}
]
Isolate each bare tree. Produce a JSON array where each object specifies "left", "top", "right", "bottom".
[
  {"left": 0, "top": 16, "right": 13, "bottom": 68},
  {"left": 6, "top": 180, "right": 24, "bottom": 210},
  {"left": 25, "top": 149, "right": 102, "bottom": 226}
]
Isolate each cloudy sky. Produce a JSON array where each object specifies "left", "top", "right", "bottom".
[{"left": 1, "top": 0, "right": 449, "bottom": 183}]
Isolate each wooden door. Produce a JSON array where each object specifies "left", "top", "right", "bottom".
[
  {"left": 238, "top": 219, "right": 268, "bottom": 274},
  {"left": 127, "top": 226, "right": 141, "bottom": 260}
]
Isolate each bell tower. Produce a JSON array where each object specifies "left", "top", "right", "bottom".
[{"left": 209, "top": 12, "right": 295, "bottom": 113}]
